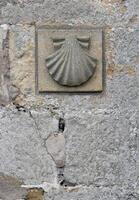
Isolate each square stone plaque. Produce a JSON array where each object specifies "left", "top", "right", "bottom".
[{"left": 36, "top": 25, "right": 103, "bottom": 92}]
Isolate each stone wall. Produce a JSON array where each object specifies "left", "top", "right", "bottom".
[{"left": 0, "top": 0, "right": 139, "bottom": 200}]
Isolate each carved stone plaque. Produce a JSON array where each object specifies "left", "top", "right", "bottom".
[{"left": 37, "top": 25, "right": 103, "bottom": 92}]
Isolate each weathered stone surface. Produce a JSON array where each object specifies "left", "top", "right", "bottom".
[
  {"left": 64, "top": 104, "right": 138, "bottom": 187},
  {"left": 45, "top": 186, "right": 138, "bottom": 200},
  {"left": 0, "top": 24, "right": 20, "bottom": 106},
  {"left": 0, "top": 0, "right": 138, "bottom": 26},
  {"left": 0, "top": 25, "right": 19, "bottom": 106},
  {"left": 9, "top": 24, "right": 35, "bottom": 95},
  {"left": 110, "top": 27, "right": 139, "bottom": 65},
  {"left": 0, "top": 25, "right": 9, "bottom": 105},
  {"left": 0, "top": 107, "right": 59, "bottom": 184},
  {"left": 0, "top": 173, "right": 27, "bottom": 200},
  {"left": 46, "top": 133, "right": 65, "bottom": 167}
]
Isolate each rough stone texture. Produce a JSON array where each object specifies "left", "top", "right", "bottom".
[
  {"left": 0, "top": 0, "right": 138, "bottom": 26},
  {"left": 0, "top": 25, "right": 19, "bottom": 106},
  {"left": 9, "top": 24, "right": 35, "bottom": 95},
  {"left": 45, "top": 186, "right": 138, "bottom": 200},
  {"left": 0, "top": 107, "right": 59, "bottom": 185},
  {"left": 0, "top": 0, "right": 139, "bottom": 200},
  {"left": 64, "top": 101, "right": 138, "bottom": 187},
  {"left": 0, "top": 25, "right": 9, "bottom": 105}
]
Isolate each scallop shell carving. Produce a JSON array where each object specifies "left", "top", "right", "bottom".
[{"left": 46, "top": 36, "right": 97, "bottom": 86}]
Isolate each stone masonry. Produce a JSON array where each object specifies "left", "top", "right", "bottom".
[{"left": 0, "top": 0, "right": 139, "bottom": 200}]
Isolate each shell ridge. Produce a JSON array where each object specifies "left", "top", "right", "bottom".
[
  {"left": 48, "top": 50, "right": 67, "bottom": 78},
  {"left": 46, "top": 48, "right": 62, "bottom": 62},
  {"left": 54, "top": 49, "right": 69, "bottom": 82},
  {"left": 68, "top": 40, "right": 76, "bottom": 85},
  {"left": 85, "top": 54, "right": 97, "bottom": 72},
  {"left": 74, "top": 42, "right": 83, "bottom": 84},
  {"left": 46, "top": 48, "right": 65, "bottom": 69},
  {"left": 74, "top": 43, "right": 89, "bottom": 84},
  {"left": 61, "top": 44, "right": 72, "bottom": 85},
  {"left": 81, "top": 46, "right": 90, "bottom": 81},
  {"left": 53, "top": 45, "right": 70, "bottom": 85},
  {"left": 80, "top": 49, "right": 90, "bottom": 81}
]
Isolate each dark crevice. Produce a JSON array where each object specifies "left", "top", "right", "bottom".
[
  {"left": 57, "top": 117, "right": 77, "bottom": 188},
  {"left": 13, "top": 103, "right": 27, "bottom": 112},
  {"left": 59, "top": 118, "right": 65, "bottom": 132},
  {"left": 57, "top": 166, "right": 77, "bottom": 187},
  {"left": 60, "top": 179, "right": 77, "bottom": 187}
]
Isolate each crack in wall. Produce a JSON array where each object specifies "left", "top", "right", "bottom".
[
  {"left": 28, "top": 109, "right": 67, "bottom": 187},
  {"left": 45, "top": 118, "right": 66, "bottom": 183},
  {"left": 19, "top": 111, "right": 77, "bottom": 190}
]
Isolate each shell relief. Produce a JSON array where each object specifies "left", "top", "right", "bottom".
[{"left": 46, "top": 35, "right": 97, "bottom": 86}]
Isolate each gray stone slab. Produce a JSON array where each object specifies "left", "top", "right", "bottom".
[
  {"left": 0, "top": 108, "right": 58, "bottom": 185},
  {"left": 64, "top": 106, "right": 138, "bottom": 187}
]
